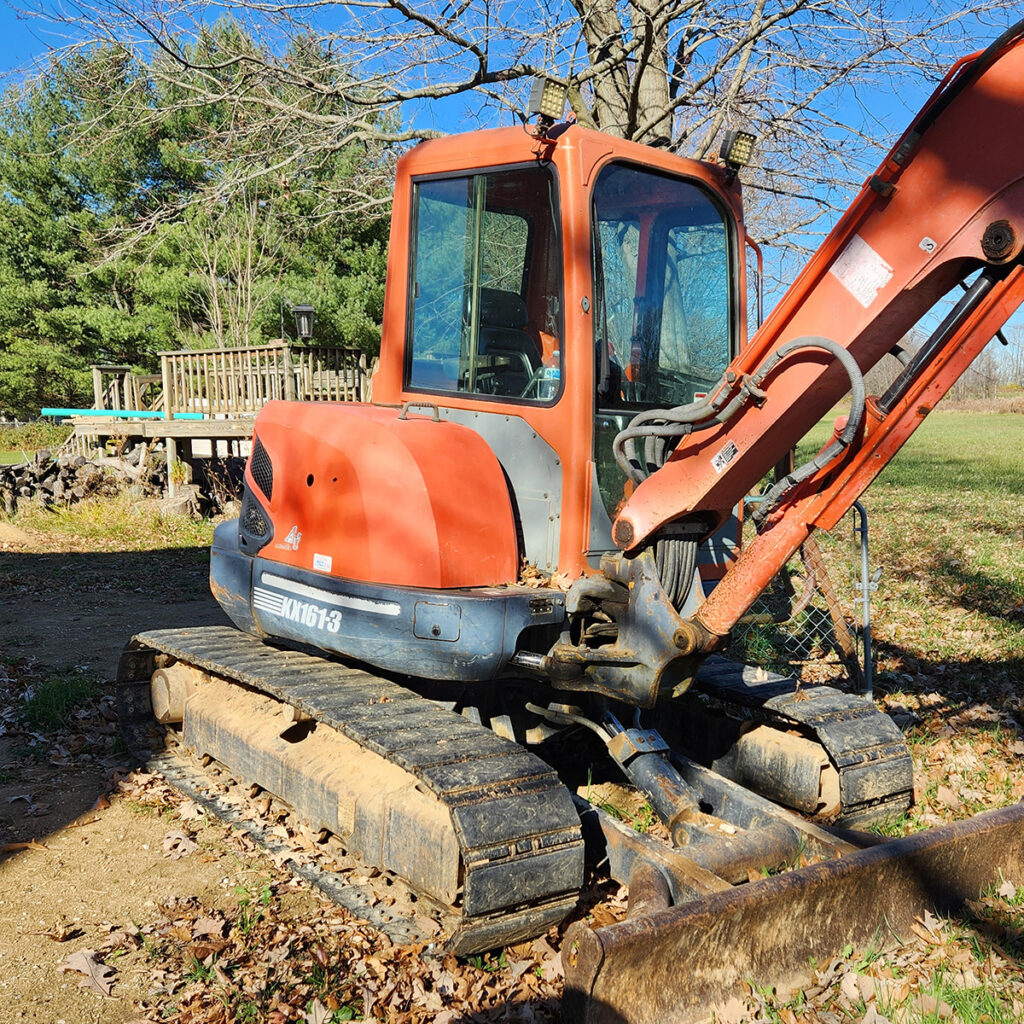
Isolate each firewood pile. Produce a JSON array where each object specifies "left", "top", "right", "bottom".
[{"left": 0, "top": 443, "right": 168, "bottom": 515}]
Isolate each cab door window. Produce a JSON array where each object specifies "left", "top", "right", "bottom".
[
  {"left": 593, "top": 163, "right": 733, "bottom": 410},
  {"left": 407, "top": 166, "right": 563, "bottom": 402},
  {"left": 592, "top": 163, "right": 736, "bottom": 517}
]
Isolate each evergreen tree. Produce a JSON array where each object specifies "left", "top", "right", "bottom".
[{"left": 0, "top": 22, "right": 390, "bottom": 418}]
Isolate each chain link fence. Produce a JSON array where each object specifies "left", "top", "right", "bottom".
[{"left": 727, "top": 506, "right": 872, "bottom": 689}]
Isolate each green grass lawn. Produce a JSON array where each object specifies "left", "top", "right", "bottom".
[
  {"left": 799, "top": 410, "right": 1024, "bottom": 689},
  {"left": 748, "top": 408, "right": 1024, "bottom": 1023}
]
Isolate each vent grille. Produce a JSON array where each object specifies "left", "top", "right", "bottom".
[
  {"left": 241, "top": 491, "right": 270, "bottom": 538},
  {"left": 250, "top": 436, "right": 274, "bottom": 500}
]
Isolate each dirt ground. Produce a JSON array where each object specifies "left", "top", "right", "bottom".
[
  {"left": 0, "top": 523, "right": 251, "bottom": 1023},
  {"left": 2, "top": 511, "right": 1023, "bottom": 1024},
  {"left": 0, "top": 520, "right": 229, "bottom": 675},
  {"left": 0, "top": 522, "right": 564, "bottom": 1024}
]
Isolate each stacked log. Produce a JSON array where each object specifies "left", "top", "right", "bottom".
[{"left": 0, "top": 443, "right": 168, "bottom": 515}]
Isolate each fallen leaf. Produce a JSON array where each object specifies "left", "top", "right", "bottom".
[
  {"left": 711, "top": 996, "right": 748, "bottom": 1023},
  {"left": 58, "top": 948, "right": 116, "bottom": 996},
  {"left": 861, "top": 1006, "right": 891, "bottom": 1024},
  {"left": 0, "top": 840, "right": 47, "bottom": 853},
  {"left": 303, "top": 999, "right": 331, "bottom": 1024},
  {"left": 178, "top": 799, "right": 204, "bottom": 821},
  {"left": 839, "top": 971, "right": 859, "bottom": 1003},
  {"left": 998, "top": 879, "right": 1017, "bottom": 900},
  {"left": 508, "top": 958, "right": 533, "bottom": 980},
  {"left": 541, "top": 951, "right": 563, "bottom": 981},
  {"left": 162, "top": 830, "right": 198, "bottom": 859},
  {"left": 45, "top": 917, "right": 80, "bottom": 942},
  {"left": 915, "top": 993, "right": 953, "bottom": 1018},
  {"left": 192, "top": 916, "right": 226, "bottom": 938}
]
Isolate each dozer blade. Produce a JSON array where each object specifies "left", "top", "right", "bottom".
[{"left": 563, "top": 801, "right": 1024, "bottom": 1024}]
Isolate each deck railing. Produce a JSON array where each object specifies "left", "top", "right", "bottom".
[
  {"left": 159, "top": 342, "right": 369, "bottom": 418},
  {"left": 92, "top": 365, "right": 163, "bottom": 413}
]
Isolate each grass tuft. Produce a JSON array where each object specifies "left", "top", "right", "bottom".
[
  {"left": 21, "top": 668, "right": 97, "bottom": 731},
  {"left": 3, "top": 491, "right": 215, "bottom": 551}
]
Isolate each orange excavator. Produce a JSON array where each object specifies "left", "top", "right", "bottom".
[{"left": 119, "top": 20, "right": 1024, "bottom": 1023}]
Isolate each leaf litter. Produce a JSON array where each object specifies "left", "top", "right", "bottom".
[
  {"left": 59, "top": 948, "right": 117, "bottom": 997},
  {"left": 6, "top": 654, "right": 1023, "bottom": 1022},
  {"left": 3, "top": 482, "right": 1024, "bottom": 1021}
]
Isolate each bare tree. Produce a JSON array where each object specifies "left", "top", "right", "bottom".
[
  {"left": 18, "top": 2, "right": 1023, "bottom": 255},
  {"left": 181, "top": 191, "right": 284, "bottom": 348},
  {"left": 946, "top": 344, "right": 1002, "bottom": 402},
  {"left": 1003, "top": 326, "right": 1024, "bottom": 387}
]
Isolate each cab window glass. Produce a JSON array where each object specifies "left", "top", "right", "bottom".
[
  {"left": 593, "top": 163, "right": 733, "bottom": 409},
  {"left": 407, "top": 166, "right": 563, "bottom": 401}
]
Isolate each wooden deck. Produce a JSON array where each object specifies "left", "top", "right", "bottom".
[
  {"left": 160, "top": 342, "right": 367, "bottom": 416},
  {"left": 72, "top": 342, "right": 371, "bottom": 494}
]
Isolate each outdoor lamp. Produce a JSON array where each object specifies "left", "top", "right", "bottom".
[
  {"left": 291, "top": 303, "right": 315, "bottom": 341},
  {"left": 527, "top": 77, "right": 567, "bottom": 137},
  {"left": 528, "top": 77, "right": 567, "bottom": 121}
]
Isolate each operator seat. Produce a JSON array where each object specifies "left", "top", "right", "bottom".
[{"left": 477, "top": 287, "right": 540, "bottom": 392}]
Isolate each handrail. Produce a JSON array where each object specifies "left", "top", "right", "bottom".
[
  {"left": 159, "top": 343, "right": 368, "bottom": 418},
  {"left": 91, "top": 343, "right": 370, "bottom": 420}
]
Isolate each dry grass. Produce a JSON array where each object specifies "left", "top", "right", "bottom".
[
  {"left": 2, "top": 491, "right": 215, "bottom": 552},
  {"left": 732, "top": 408, "right": 1024, "bottom": 1023}
]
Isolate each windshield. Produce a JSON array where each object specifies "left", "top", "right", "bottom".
[{"left": 592, "top": 162, "right": 734, "bottom": 409}]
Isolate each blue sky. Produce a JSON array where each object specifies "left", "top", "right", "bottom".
[
  {"left": 0, "top": 4, "right": 62, "bottom": 74},
  {"left": 0, "top": 1, "right": 1019, "bottom": 350}
]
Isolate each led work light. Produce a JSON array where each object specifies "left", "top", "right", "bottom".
[
  {"left": 527, "top": 77, "right": 568, "bottom": 135},
  {"left": 719, "top": 128, "right": 756, "bottom": 175}
]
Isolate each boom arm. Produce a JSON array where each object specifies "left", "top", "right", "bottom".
[{"left": 614, "top": 19, "right": 1024, "bottom": 647}]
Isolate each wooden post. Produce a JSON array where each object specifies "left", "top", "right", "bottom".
[
  {"left": 166, "top": 435, "right": 178, "bottom": 497},
  {"left": 283, "top": 344, "right": 297, "bottom": 401},
  {"left": 161, "top": 354, "right": 173, "bottom": 420},
  {"left": 92, "top": 367, "right": 105, "bottom": 410},
  {"left": 180, "top": 438, "right": 194, "bottom": 484}
]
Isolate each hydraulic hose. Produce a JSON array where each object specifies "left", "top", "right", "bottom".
[
  {"left": 614, "top": 336, "right": 865, "bottom": 503},
  {"left": 654, "top": 534, "right": 699, "bottom": 609},
  {"left": 750, "top": 337, "right": 866, "bottom": 525}
]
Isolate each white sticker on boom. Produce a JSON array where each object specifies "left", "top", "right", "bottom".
[
  {"left": 711, "top": 439, "right": 739, "bottom": 474},
  {"left": 313, "top": 553, "right": 333, "bottom": 573},
  {"left": 829, "top": 234, "right": 893, "bottom": 308}
]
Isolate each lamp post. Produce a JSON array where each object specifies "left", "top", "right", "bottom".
[
  {"left": 279, "top": 298, "right": 315, "bottom": 401},
  {"left": 291, "top": 303, "right": 315, "bottom": 341}
]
